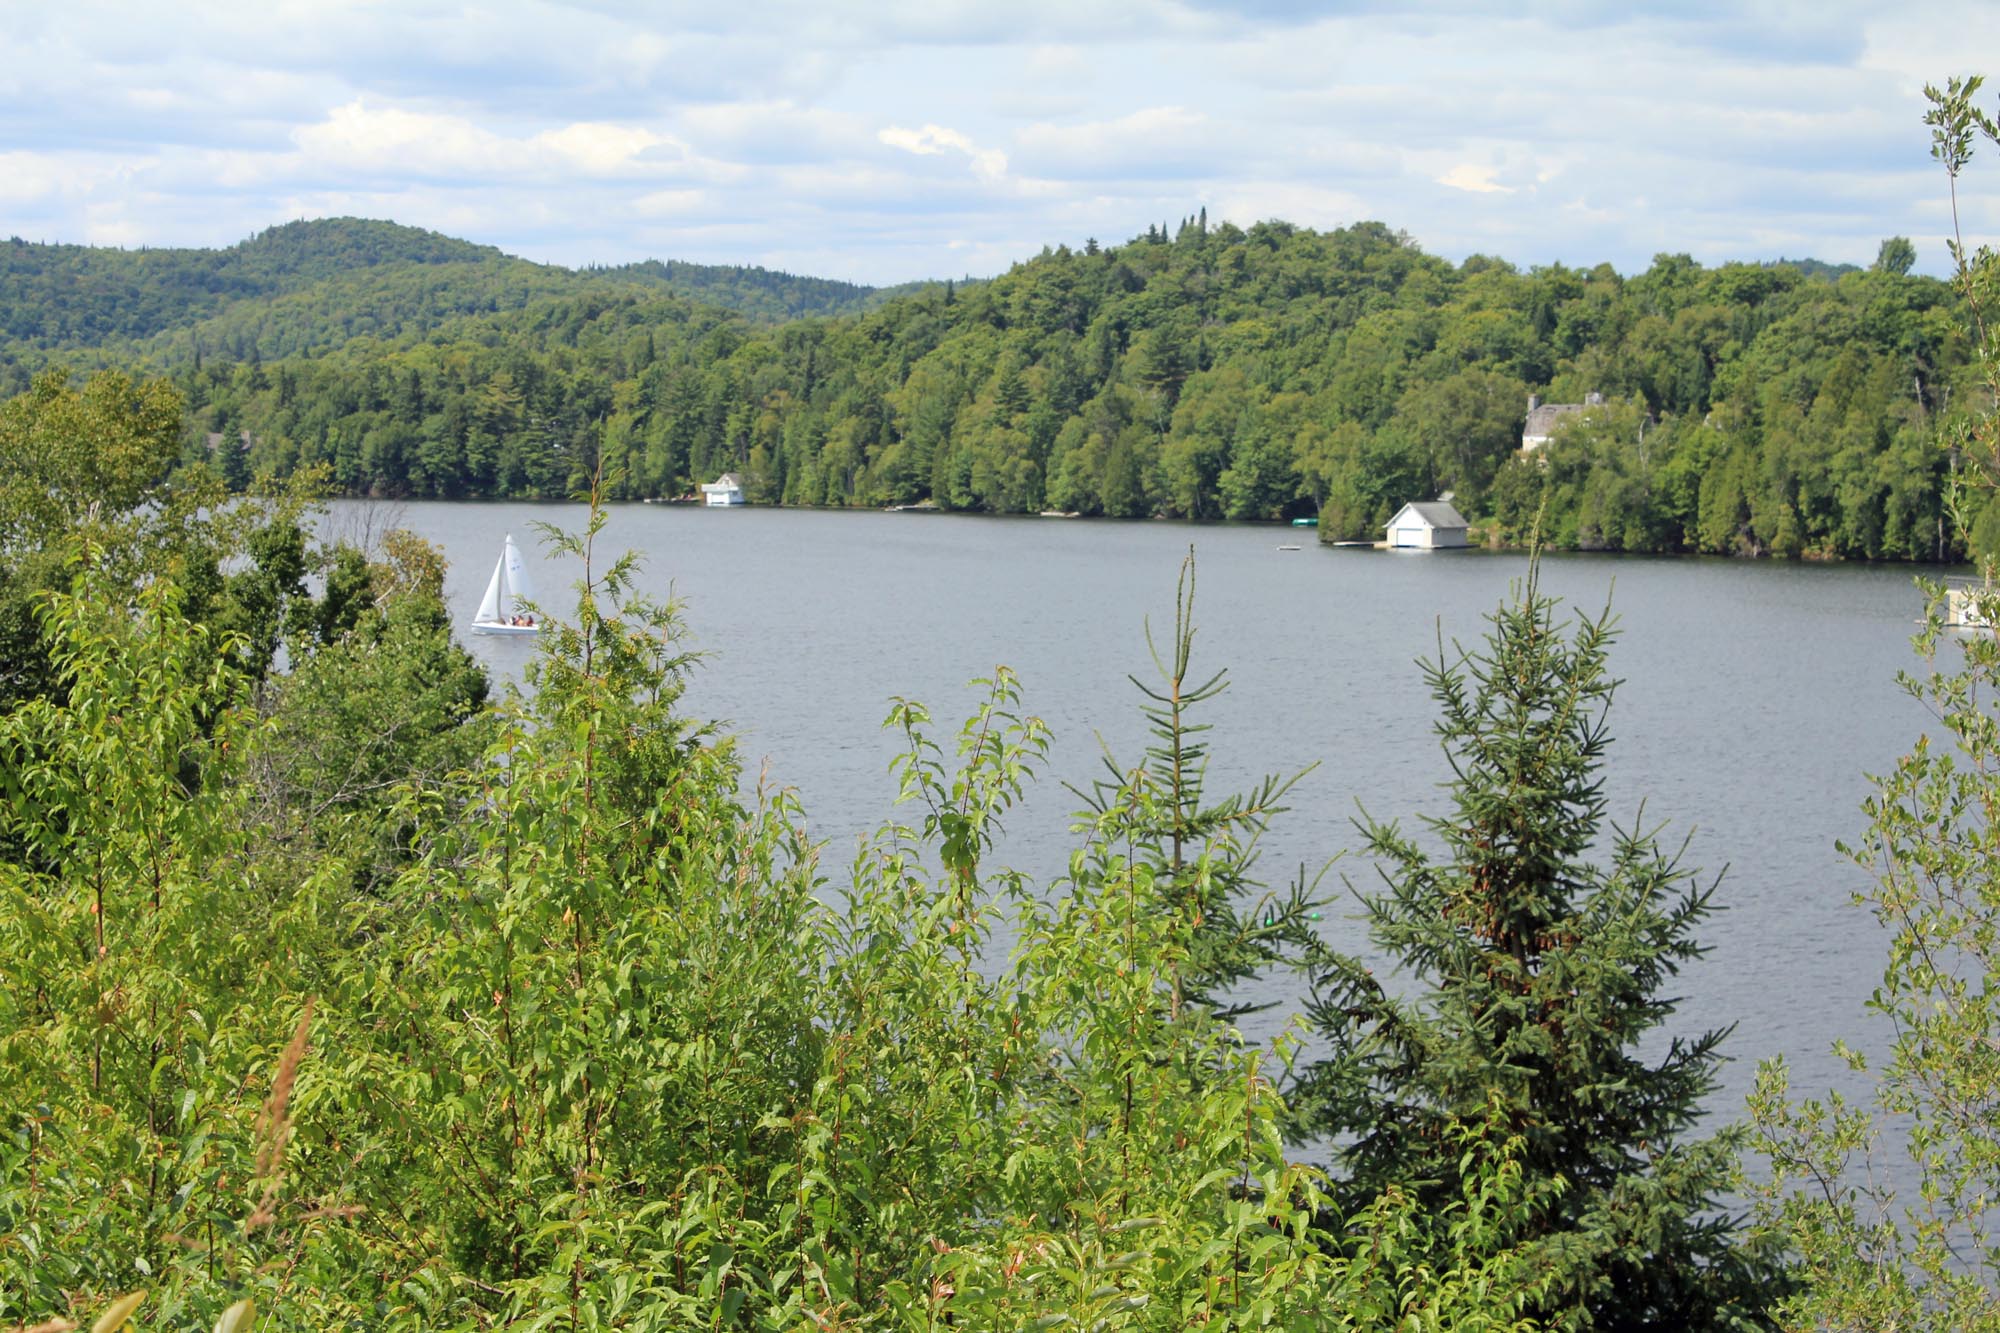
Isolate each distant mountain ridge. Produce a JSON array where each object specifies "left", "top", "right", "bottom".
[{"left": 0, "top": 218, "right": 937, "bottom": 368}]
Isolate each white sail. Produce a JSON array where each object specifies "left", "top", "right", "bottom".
[
  {"left": 475, "top": 548, "right": 506, "bottom": 623},
  {"left": 502, "top": 534, "right": 533, "bottom": 611},
  {"left": 470, "top": 534, "right": 537, "bottom": 634}
]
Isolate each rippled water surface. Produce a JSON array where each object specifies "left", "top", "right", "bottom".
[{"left": 326, "top": 499, "right": 1951, "bottom": 1125}]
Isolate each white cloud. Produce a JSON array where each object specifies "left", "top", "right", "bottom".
[
  {"left": 294, "top": 101, "right": 511, "bottom": 177},
  {"left": 1027, "top": 44, "right": 1086, "bottom": 77},
  {"left": 1211, "top": 183, "right": 1367, "bottom": 231},
  {"left": 85, "top": 217, "right": 148, "bottom": 247},
  {"left": 631, "top": 188, "right": 710, "bottom": 218},
  {"left": 292, "top": 100, "right": 685, "bottom": 182},
  {"left": 878, "top": 123, "right": 1009, "bottom": 182},
  {"left": 0, "top": 152, "right": 70, "bottom": 205},
  {"left": 777, "top": 164, "right": 923, "bottom": 199},
  {"left": 679, "top": 101, "right": 872, "bottom": 165},
  {"left": 1436, "top": 164, "right": 1513, "bottom": 195},
  {"left": 1857, "top": 5, "right": 2000, "bottom": 84},
  {"left": 535, "top": 122, "right": 676, "bottom": 176},
  {"left": 1015, "top": 106, "right": 1222, "bottom": 181},
  {"left": 878, "top": 124, "right": 966, "bottom": 156}
]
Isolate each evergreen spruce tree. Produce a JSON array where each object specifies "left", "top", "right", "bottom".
[
  {"left": 1299, "top": 563, "right": 1781, "bottom": 1330},
  {"left": 1069, "top": 549, "right": 1321, "bottom": 1016},
  {"left": 218, "top": 419, "right": 251, "bottom": 492}
]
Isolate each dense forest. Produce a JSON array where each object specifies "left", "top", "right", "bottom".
[{"left": 5, "top": 213, "right": 1988, "bottom": 561}]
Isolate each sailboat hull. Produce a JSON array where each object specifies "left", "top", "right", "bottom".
[{"left": 469, "top": 621, "right": 540, "bottom": 637}]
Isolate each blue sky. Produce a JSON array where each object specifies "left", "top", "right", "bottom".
[{"left": 4, "top": 1, "right": 1994, "bottom": 283}]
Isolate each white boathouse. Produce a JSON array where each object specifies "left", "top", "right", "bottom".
[
  {"left": 701, "top": 473, "right": 746, "bottom": 507},
  {"left": 1384, "top": 500, "right": 1469, "bottom": 549}
]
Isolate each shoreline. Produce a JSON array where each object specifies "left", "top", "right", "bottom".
[{"left": 320, "top": 495, "right": 1979, "bottom": 571}]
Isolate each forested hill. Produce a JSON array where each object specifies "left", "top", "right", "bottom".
[
  {"left": 0, "top": 218, "right": 908, "bottom": 364},
  {"left": 4, "top": 214, "right": 1985, "bottom": 560},
  {"left": 576, "top": 259, "right": 918, "bottom": 322}
]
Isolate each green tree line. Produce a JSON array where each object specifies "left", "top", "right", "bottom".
[{"left": 49, "top": 213, "right": 1992, "bottom": 562}]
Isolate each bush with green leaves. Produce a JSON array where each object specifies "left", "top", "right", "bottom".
[
  {"left": 1748, "top": 589, "right": 2000, "bottom": 1330},
  {"left": 1746, "top": 72, "right": 2000, "bottom": 1331},
  {"left": 0, "top": 560, "right": 347, "bottom": 1328}
]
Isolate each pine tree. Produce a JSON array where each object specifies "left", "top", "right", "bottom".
[
  {"left": 1070, "top": 549, "right": 1321, "bottom": 1015},
  {"left": 1299, "top": 564, "right": 1781, "bottom": 1330},
  {"left": 218, "top": 419, "right": 251, "bottom": 493}
]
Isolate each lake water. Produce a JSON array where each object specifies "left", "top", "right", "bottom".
[{"left": 325, "top": 499, "right": 1946, "bottom": 1129}]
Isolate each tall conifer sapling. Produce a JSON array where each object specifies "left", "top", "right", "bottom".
[{"left": 1300, "top": 561, "right": 1781, "bottom": 1330}]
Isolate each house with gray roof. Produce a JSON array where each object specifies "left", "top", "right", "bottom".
[
  {"left": 1385, "top": 500, "right": 1469, "bottom": 549},
  {"left": 1521, "top": 392, "right": 1605, "bottom": 451}
]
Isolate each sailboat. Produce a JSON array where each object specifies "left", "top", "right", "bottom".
[{"left": 470, "top": 534, "right": 539, "bottom": 636}]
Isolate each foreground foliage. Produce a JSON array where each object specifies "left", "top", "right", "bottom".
[
  {"left": 0, "top": 330, "right": 1778, "bottom": 1328},
  {"left": 1747, "top": 587, "right": 2000, "bottom": 1331},
  {"left": 1747, "top": 72, "right": 2000, "bottom": 1332},
  {"left": 0, "top": 495, "right": 1589, "bottom": 1328}
]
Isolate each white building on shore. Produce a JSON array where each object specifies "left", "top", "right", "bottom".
[
  {"left": 1384, "top": 500, "right": 1470, "bottom": 549},
  {"left": 701, "top": 473, "right": 746, "bottom": 506}
]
